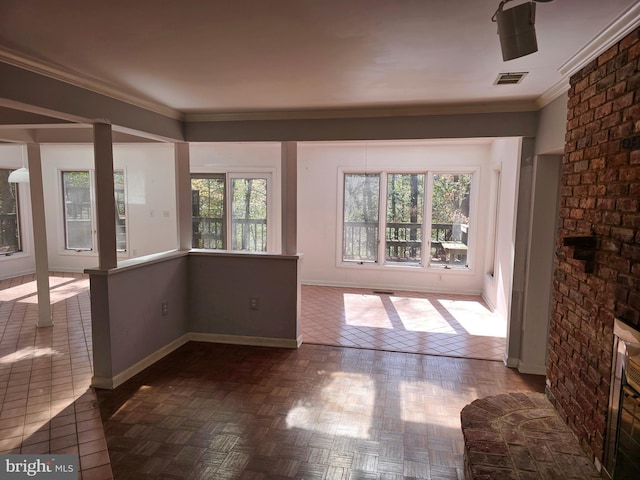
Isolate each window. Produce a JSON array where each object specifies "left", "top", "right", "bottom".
[
  {"left": 386, "top": 173, "right": 424, "bottom": 264},
  {"left": 114, "top": 171, "right": 127, "bottom": 252},
  {"left": 343, "top": 174, "right": 379, "bottom": 262},
  {"left": 429, "top": 173, "right": 472, "bottom": 268},
  {"left": 62, "top": 171, "right": 92, "bottom": 250},
  {"left": 0, "top": 169, "right": 21, "bottom": 255},
  {"left": 62, "top": 170, "right": 127, "bottom": 252},
  {"left": 231, "top": 176, "right": 268, "bottom": 252},
  {"left": 191, "top": 173, "right": 272, "bottom": 252},
  {"left": 191, "top": 175, "right": 226, "bottom": 249},
  {"left": 341, "top": 170, "right": 473, "bottom": 269}
]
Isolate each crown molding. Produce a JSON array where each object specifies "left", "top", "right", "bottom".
[
  {"left": 535, "top": 3, "right": 639, "bottom": 110},
  {"left": 558, "top": 2, "right": 640, "bottom": 79},
  {"left": 0, "top": 47, "right": 183, "bottom": 121}
]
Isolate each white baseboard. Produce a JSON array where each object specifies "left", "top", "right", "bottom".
[
  {"left": 92, "top": 334, "right": 190, "bottom": 390},
  {"left": 503, "top": 355, "right": 519, "bottom": 368},
  {"left": 517, "top": 362, "right": 547, "bottom": 376}
]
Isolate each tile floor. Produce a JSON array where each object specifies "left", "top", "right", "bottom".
[
  {"left": 0, "top": 273, "right": 113, "bottom": 479},
  {"left": 301, "top": 285, "right": 506, "bottom": 361},
  {"left": 0, "top": 275, "right": 537, "bottom": 480}
]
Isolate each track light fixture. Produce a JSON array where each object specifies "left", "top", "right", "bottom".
[{"left": 492, "top": 0, "right": 554, "bottom": 61}]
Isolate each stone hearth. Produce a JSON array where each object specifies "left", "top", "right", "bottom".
[{"left": 461, "top": 392, "right": 600, "bottom": 479}]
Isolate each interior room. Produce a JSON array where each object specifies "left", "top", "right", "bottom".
[{"left": 0, "top": 1, "right": 638, "bottom": 479}]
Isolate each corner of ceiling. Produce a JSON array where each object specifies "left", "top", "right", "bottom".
[
  {"left": 0, "top": 45, "right": 183, "bottom": 122},
  {"left": 536, "top": 2, "right": 639, "bottom": 111},
  {"left": 558, "top": 2, "right": 640, "bottom": 79}
]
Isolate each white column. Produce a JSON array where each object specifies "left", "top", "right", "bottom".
[
  {"left": 26, "top": 143, "right": 52, "bottom": 327},
  {"left": 93, "top": 123, "right": 117, "bottom": 270},
  {"left": 281, "top": 141, "right": 297, "bottom": 255},
  {"left": 175, "top": 143, "right": 192, "bottom": 251}
]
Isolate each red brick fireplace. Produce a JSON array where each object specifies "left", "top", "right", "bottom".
[{"left": 547, "top": 26, "right": 639, "bottom": 475}]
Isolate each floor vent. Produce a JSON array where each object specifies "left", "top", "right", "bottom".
[
  {"left": 495, "top": 72, "right": 528, "bottom": 85},
  {"left": 373, "top": 290, "right": 394, "bottom": 295}
]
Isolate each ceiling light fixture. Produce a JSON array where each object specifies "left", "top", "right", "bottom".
[
  {"left": 492, "top": 0, "right": 554, "bottom": 61},
  {"left": 8, "top": 146, "right": 29, "bottom": 183}
]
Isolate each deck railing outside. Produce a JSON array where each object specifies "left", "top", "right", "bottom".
[
  {"left": 344, "top": 221, "right": 468, "bottom": 265},
  {"left": 192, "top": 217, "right": 267, "bottom": 252}
]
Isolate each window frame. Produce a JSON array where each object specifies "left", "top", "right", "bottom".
[
  {"left": 190, "top": 173, "right": 227, "bottom": 250},
  {"left": 61, "top": 170, "right": 94, "bottom": 251},
  {"left": 337, "top": 167, "right": 478, "bottom": 273},
  {"left": 60, "top": 169, "right": 128, "bottom": 255},
  {"left": 0, "top": 168, "right": 23, "bottom": 256},
  {"left": 190, "top": 171, "right": 275, "bottom": 253}
]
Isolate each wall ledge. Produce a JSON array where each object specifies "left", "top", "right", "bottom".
[{"left": 85, "top": 249, "right": 187, "bottom": 276}]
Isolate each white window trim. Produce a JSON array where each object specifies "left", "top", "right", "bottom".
[
  {"left": 336, "top": 166, "right": 480, "bottom": 274},
  {"left": 191, "top": 168, "right": 279, "bottom": 254},
  {"left": 0, "top": 177, "right": 32, "bottom": 262},
  {"left": 57, "top": 168, "right": 129, "bottom": 258}
]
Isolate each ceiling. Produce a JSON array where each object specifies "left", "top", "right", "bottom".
[{"left": 0, "top": 0, "right": 637, "bottom": 125}]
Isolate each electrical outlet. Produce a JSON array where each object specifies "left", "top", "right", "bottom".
[
  {"left": 249, "top": 297, "right": 259, "bottom": 310},
  {"left": 161, "top": 302, "right": 168, "bottom": 316}
]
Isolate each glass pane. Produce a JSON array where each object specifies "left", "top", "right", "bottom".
[
  {"left": 114, "top": 171, "right": 127, "bottom": 251},
  {"left": 63, "top": 171, "right": 92, "bottom": 250},
  {"left": 231, "top": 178, "right": 267, "bottom": 252},
  {"left": 386, "top": 173, "right": 424, "bottom": 264},
  {"left": 430, "top": 173, "right": 472, "bottom": 268},
  {"left": 0, "top": 169, "right": 21, "bottom": 254},
  {"left": 343, "top": 173, "right": 379, "bottom": 262},
  {"left": 191, "top": 176, "right": 225, "bottom": 249}
]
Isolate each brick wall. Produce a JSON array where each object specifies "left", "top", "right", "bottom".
[{"left": 547, "top": 27, "right": 640, "bottom": 463}]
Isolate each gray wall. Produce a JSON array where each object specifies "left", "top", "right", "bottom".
[
  {"left": 89, "top": 254, "right": 189, "bottom": 386},
  {"left": 89, "top": 251, "right": 301, "bottom": 388},
  {"left": 188, "top": 252, "right": 300, "bottom": 340}
]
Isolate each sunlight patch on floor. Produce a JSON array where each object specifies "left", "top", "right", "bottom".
[
  {"left": 286, "top": 371, "right": 374, "bottom": 439},
  {"left": 0, "top": 346, "right": 63, "bottom": 364},
  {"left": 0, "top": 276, "right": 85, "bottom": 303},
  {"left": 390, "top": 297, "right": 456, "bottom": 334},
  {"left": 344, "top": 294, "right": 393, "bottom": 328},
  {"left": 437, "top": 299, "right": 506, "bottom": 337}
]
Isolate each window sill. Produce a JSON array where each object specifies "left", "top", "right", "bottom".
[
  {"left": 338, "top": 261, "right": 473, "bottom": 274},
  {"left": 0, "top": 251, "right": 29, "bottom": 262}
]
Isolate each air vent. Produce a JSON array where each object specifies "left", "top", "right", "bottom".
[{"left": 495, "top": 72, "right": 528, "bottom": 85}]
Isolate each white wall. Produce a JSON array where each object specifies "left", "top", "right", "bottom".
[
  {"left": 40, "top": 144, "right": 177, "bottom": 272},
  {"left": 0, "top": 145, "right": 35, "bottom": 279},
  {"left": 297, "top": 140, "right": 497, "bottom": 294},
  {"left": 535, "top": 95, "right": 568, "bottom": 155},
  {"left": 482, "top": 138, "right": 522, "bottom": 322},
  {"left": 518, "top": 154, "right": 561, "bottom": 374}
]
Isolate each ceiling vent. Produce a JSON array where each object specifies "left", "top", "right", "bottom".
[{"left": 495, "top": 72, "right": 528, "bottom": 85}]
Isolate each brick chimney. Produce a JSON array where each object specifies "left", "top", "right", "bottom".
[{"left": 547, "top": 27, "right": 640, "bottom": 464}]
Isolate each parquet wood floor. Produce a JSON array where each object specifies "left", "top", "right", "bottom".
[
  {"left": 1, "top": 275, "right": 543, "bottom": 479},
  {"left": 97, "top": 342, "right": 545, "bottom": 479}
]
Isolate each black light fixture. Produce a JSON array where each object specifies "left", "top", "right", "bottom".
[{"left": 492, "top": 0, "right": 554, "bottom": 61}]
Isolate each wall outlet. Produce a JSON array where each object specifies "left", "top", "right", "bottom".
[
  {"left": 161, "top": 302, "right": 168, "bottom": 316},
  {"left": 249, "top": 297, "right": 259, "bottom": 310}
]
